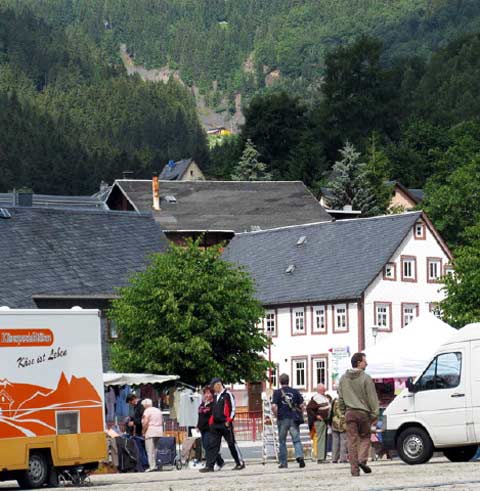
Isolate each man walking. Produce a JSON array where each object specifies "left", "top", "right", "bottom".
[
  {"left": 199, "top": 377, "right": 245, "bottom": 472},
  {"left": 272, "top": 373, "right": 306, "bottom": 469},
  {"left": 338, "top": 352, "right": 379, "bottom": 477}
]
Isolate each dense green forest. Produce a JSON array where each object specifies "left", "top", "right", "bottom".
[
  {"left": 7, "top": 0, "right": 480, "bottom": 99},
  {"left": 2, "top": 0, "right": 480, "bottom": 250},
  {"left": 0, "top": 3, "right": 208, "bottom": 194}
]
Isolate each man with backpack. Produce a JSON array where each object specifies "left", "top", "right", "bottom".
[{"left": 272, "top": 373, "right": 306, "bottom": 469}]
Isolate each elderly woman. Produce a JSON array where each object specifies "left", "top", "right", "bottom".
[{"left": 141, "top": 398, "right": 163, "bottom": 472}]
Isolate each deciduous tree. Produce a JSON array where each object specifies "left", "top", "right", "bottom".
[{"left": 109, "top": 240, "right": 269, "bottom": 386}]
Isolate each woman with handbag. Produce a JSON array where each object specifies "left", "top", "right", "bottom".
[{"left": 271, "top": 373, "right": 306, "bottom": 469}]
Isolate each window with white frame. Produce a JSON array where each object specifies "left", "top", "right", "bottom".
[
  {"left": 313, "top": 306, "right": 327, "bottom": 333},
  {"left": 294, "top": 309, "right": 305, "bottom": 334},
  {"left": 415, "top": 222, "right": 425, "bottom": 239},
  {"left": 444, "top": 265, "right": 454, "bottom": 277},
  {"left": 402, "top": 303, "right": 418, "bottom": 327},
  {"left": 334, "top": 304, "right": 347, "bottom": 332},
  {"left": 269, "top": 365, "right": 278, "bottom": 388},
  {"left": 375, "top": 303, "right": 391, "bottom": 329},
  {"left": 384, "top": 263, "right": 395, "bottom": 280},
  {"left": 427, "top": 258, "right": 442, "bottom": 282},
  {"left": 265, "top": 311, "right": 276, "bottom": 336},
  {"left": 401, "top": 256, "right": 416, "bottom": 281},
  {"left": 293, "top": 359, "right": 306, "bottom": 388},
  {"left": 312, "top": 357, "right": 327, "bottom": 388}
]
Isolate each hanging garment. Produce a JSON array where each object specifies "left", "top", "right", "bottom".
[{"left": 178, "top": 391, "right": 202, "bottom": 427}]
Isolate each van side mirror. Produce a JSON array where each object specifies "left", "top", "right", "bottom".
[{"left": 407, "top": 379, "right": 418, "bottom": 393}]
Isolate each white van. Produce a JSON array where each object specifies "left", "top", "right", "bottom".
[{"left": 382, "top": 322, "right": 480, "bottom": 465}]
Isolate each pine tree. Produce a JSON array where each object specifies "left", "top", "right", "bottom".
[
  {"left": 330, "top": 140, "right": 391, "bottom": 216},
  {"left": 231, "top": 139, "right": 271, "bottom": 181},
  {"left": 329, "top": 141, "right": 363, "bottom": 209}
]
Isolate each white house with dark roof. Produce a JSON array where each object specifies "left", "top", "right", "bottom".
[{"left": 223, "top": 211, "right": 453, "bottom": 395}]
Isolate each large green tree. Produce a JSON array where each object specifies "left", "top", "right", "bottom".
[
  {"left": 441, "top": 225, "right": 480, "bottom": 328},
  {"left": 109, "top": 241, "right": 269, "bottom": 386}
]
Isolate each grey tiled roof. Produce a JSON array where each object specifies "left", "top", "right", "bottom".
[
  {"left": 108, "top": 180, "right": 331, "bottom": 232},
  {"left": 408, "top": 189, "right": 424, "bottom": 202},
  {"left": 159, "top": 159, "right": 192, "bottom": 180},
  {"left": 223, "top": 212, "right": 422, "bottom": 305},
  {"left": 0, "top": 207, "right": 169, "bottom": 308},
  {"left": 0, "top": 193, "right": 107, "bottom": 210}
]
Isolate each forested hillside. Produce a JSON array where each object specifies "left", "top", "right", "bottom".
[
  {"left": 0, "top": 4, "right": 208, "bottom": 194},
  {"left": 2, "top": 0, "right": 480, "bottom": 251},
  {"left": 7, "top": 0, "right": 480, "bottom": 102}
]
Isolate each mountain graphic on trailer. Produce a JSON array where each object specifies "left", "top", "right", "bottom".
[{"left": 0, "top": 373, "right": 103, "bottom": 438}]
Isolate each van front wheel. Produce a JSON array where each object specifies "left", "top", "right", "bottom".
[
  {"left": 443, "top": 445, "right": 478, "bottom": 462},
  {"left": 397, "top": 427, "right": 434, "bottom": 465},
  {"left": 17, "top": 452, "right": 49, "bottom": 489}
]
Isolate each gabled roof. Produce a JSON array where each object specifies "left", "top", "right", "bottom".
[
  {"left": 0, "top": 207, "right": 169, "bottom": 308},
  {"left": 0, "top": 193, "right": 107, "bottom": 210},
  {"left": 159, "top": 159, "right": 193, "bottom": 180},
  {"left": 386, "top": 181, "right": 424, "bottom": 204},
  {"left": 223, "top": 212, "right": 423, "bottom": 305},
  {"left": 106, "top": 180, "right": 332, "bottom": 232}
]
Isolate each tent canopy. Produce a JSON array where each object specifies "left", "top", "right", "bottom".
[
  {"left": 103, "top": 372, "right": 179, "bottom": 386},
  {"left": 365, "top": 313, "right": 456, "bottom": 379}
]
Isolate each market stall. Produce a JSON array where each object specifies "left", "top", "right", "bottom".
[{"left": 365, "top": 313, "right": 456, "bottom": 405}]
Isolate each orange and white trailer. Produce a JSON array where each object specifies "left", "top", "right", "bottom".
[{"left": 0, "top": 308, "right": 106, "bottom": 489}]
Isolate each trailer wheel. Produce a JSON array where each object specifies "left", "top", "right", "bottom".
[
  {"left": 17, "top": 452, "right": 49, "bottom": 489},
  {"left": 397, "top": 427, "right": 434, "bottom": 465},
  {"left": 443, "top": 445, "right": 478, "bottom": 462}
]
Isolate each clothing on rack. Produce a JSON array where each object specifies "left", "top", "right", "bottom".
[
  {"left": 116, "top": 385, "right": 132, "bottom": 418},
  {"left": 105, "top": 386, "right": 116, "bottom": 422},
  {"left": 178, "top": 391, "right": 202, "bottom": 427}
]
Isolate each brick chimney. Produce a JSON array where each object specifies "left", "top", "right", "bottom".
[{"left": 152, "top": 173, "right": 160, "bottom": 211}]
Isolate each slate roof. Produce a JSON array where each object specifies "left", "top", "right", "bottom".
[
  {"left": 107, "top": 180, "right": 332, "bottom": 232},
  {"left": 223, "top": 212, "right": 422, "bottom": 305},
  {"left": 159, "top": 159, "right": 193, "bottom": 180},
  {"left": 0, "top": 207, "right": 169, "bottom": 308},
  {"left": 0, "top": 193, "right": 107, "bottom": 210}
]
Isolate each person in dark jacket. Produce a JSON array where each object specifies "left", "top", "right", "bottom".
[
  {"left": 126, "top": 393, "right": 144, "bottom": 437},
  {"left": 197, "top": 386, "right": 224, "bottom": 467},
  {"left": 199, "top": 377, "right": 245, "bottom": 472}
]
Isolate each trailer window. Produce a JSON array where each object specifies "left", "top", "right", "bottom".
[
  {"left": 56, "top": 411, "right": 79, "bottom": 435},
  {"left": 416, "top": 352, "right": 462, "bottom": 391}
]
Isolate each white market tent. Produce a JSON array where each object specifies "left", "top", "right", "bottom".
[
  {"left": 365, "top": 312, "right": 457, "bottom": 379},
  {"left": 103, "top": 372, "right": 179, "bottom": 386}
]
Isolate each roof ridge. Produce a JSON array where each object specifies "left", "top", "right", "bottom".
[
  {"left": 116, "top": 179, "right": 305, "bottom": 184},
  {"left": 2, "top": 206, "right": 153, "bottom": 218},
  {"left": 234, "top": 211, "right": 422, "bottom": 237}
]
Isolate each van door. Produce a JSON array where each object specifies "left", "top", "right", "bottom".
[
  {"left": 470, "top": 341, "right": 480, "bottom": 442},
  {"left": 413, "top": 350, "right": 467, "bottom": 446}
]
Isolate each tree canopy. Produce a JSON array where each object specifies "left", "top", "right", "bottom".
[{"left": 109, "top": 241, "right": 270, "bottom": 386}]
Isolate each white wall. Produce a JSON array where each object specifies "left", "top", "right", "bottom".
[
  {"left": 364, "top": 219, "right": 450, "bottom": 349},
  {"left": 267, "top": 303, "right": 359, "bottom": 393}
]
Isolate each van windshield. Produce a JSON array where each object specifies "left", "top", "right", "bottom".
[{"left": 416, "top": 352, "right": 462, "bottom": 391}]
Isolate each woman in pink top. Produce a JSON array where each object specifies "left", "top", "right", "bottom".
[{"left": 141, "top": 398, "right": 164, "bottom": 471}]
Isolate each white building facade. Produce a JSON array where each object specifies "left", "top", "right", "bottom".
[{"left": 263, "top": 216, "right": 452, "bottom": 393}]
